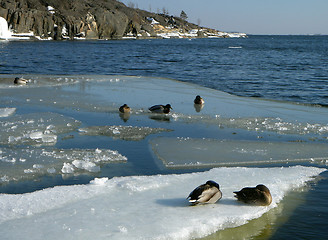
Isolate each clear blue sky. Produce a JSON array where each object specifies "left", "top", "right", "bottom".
[{"left": 120, "top": 0, "right": 328, "bottom": 35}]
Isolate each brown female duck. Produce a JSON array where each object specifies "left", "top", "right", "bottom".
[{"left": 233, "top": 184, "right": 272, "bottom": 206}]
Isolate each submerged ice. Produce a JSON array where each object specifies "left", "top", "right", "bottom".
[
  {"left": 0, "top": 166, "right": 325, "bottom": 239},
  {"left": 0, "top": 112, "right": 81, "bottom": 146},
  {"left": 79, "top": 125, "right": 173, "bottom": 141},
  {"left": 0, "top": 147, "right": 127, "bottom": 183}
]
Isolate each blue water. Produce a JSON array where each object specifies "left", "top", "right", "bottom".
[
  {"left": 1, "top": 36, "right": 328, "bottom": 106},
  {"left": 1, "top": 36, "right": 328, "bottom": 239}
]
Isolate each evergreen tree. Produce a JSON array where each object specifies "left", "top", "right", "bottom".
[{"left": 180, "top": 10, "right": 188, "bottom": 20}]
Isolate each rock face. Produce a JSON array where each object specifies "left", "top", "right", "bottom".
[{"left": 0, "top": 0, "right": 246, "bottom": 40}]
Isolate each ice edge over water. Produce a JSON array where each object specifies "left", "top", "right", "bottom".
[{"left": 0, "top": 166, "right": 325, "bottom": 239}]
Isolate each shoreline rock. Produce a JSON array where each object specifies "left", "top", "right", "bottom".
[{"left": 0, "top": 0, "right": 247, "bottom": 40}]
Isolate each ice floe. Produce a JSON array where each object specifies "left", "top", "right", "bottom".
[
  {"left": 0, "top": 147, "right": 127, "bottom": 183},
  {"left": 0, "top": 166, "right": 325, "bottom": 239},
  {"left": 151, "top": 137, "right": 328, "bottom": 168},
  {"left": 79, "top": 125, "right": 173, "bottom": 141}
]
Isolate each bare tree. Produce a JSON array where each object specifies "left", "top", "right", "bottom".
[
  {"left": 197, "top": 18, "right": 201, "bottom": 27},
  {"left": 162, "top": 7, "right": 169, "bottom": 15},
  {"left": 127, "top": 2, "right": 135, "bottom": 8}
]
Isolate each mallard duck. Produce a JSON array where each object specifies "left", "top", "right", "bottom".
[
  {"left": 187, "top": 180, "right": 222, "bottom": 205},
  {"left": 194, "top": 95, "right": 205, "bottom": 105},
  {"left": 119, "top": 104, "right": 131, "bottom": 113},
  {"left": 149, "top": 104, "right": 172, "bottom": 114},
  {"left": 233, "top": 184, "right": 272, "bottom": 206},
  {"left": 14, "top": 77, "right": 28, "bottom": 85}
]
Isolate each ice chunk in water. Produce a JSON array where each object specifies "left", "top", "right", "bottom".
[
  {"left": 79, "top": 125, "right": 173, "bottom": 141},
  {"left": 151, "top": 137, "right": 328, "bottom": 168},
  {"left": 0, "top": 112, "right": 80, "bottom": 146},
  {"left": 61, "top": 162, "right": 75, "bottom": 174},
  {"left": 72, "top": 160, "right": 100, "bottom": 172},
  {"left": 0, "top": 166, "right": 325, "bottom": 239},
  {"left": 0, "top": 147, "right": 127, "bottom": 183},
  {"left": 0, "top": 108, "right": 16, "bottom": 117}
]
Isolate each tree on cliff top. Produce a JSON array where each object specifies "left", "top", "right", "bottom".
[{"left": 180, "top": 10, "right": 188, "bottom": 20}]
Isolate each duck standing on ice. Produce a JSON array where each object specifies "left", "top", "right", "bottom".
[
  {"left": 149, "top": 104, "right": 172, "bottom": 114},
  {"left": 187, "top": 180, "right": 222, "bottom": 205},
  {"left": 233, "top": 184, "right": 272, "bottom": 206}
]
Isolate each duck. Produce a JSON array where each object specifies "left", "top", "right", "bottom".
[
  {"left": 14, "top": 77, "right": 28, "bottom": 85},
  {"left": 233, "top": 184, "right": 272, "bottom": 206},
  {"left": 149, "top": 104, "right": 172, "bottom": 114},
  {"left": 194, "top": 95, "right": 205, "bottom": 105},
  {"left": 187, "top": 180, "right": 222, "bottom": 205},
  {"left": 119, "top": 104, "right": 131, "bottom": 113}
]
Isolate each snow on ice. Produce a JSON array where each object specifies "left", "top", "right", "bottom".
[{"left": 0, "top": 166, "right": 325, "bottom": 239}]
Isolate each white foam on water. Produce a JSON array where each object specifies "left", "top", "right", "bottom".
[{"left": 0, "top": 166, "right": 325, "bottom": 239}]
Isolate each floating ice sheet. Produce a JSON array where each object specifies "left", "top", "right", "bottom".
[
  {"left": 0, "top": 112, "right": 80, "bottom": 146},
  {"left": 1, "top": 74, "right": 328, "bottom": 128},
  {"left": 0, "top": 108, "right": 16, "bottom": 117},
  {"left": 0, "top": 147, "right": 127, "bottom": 183},
  {"left": 216, "top": 116, "right": 328, "bottom": 136},
  {"left": 0, "top": 166, "right": 325, "bottom": 239},
  {"left": 0, "top": 75, "right": 80, "bottom": 88},
  {"left": 151, "top": 137, "right": 328, "bottom": 168},
  {"left": 79, "top": 125, "right": 173, "bottom": 141}
]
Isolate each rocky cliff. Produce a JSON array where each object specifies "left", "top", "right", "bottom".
[{"left": 0, "top": 0, "right": 246, "bottom": 40}]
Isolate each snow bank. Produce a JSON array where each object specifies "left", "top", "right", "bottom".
[
  {"left": 0, "top": 17, "right": 12, "bottom": 39},
  {"left": 0, "top": 166, "right": 325, "bottom": 239}
]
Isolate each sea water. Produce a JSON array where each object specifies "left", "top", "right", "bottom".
[{"left": 0, "top": 36, "right": 328, "bottom": 239}]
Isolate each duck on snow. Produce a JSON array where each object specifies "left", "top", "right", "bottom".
[
  {"left": 233, "top": 184, "right": 272, "bottom": 206},
  {"left": 187, "top": 180, "right": 222, "bottom": 205}
]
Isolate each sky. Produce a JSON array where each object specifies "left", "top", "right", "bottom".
[{"left": 120, "top": 0, "right": 328, "bottom": 35}]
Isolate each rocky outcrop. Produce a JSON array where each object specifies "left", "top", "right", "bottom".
[{"left": 0, "top": 0, "right": 246, "bottom": 40}]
